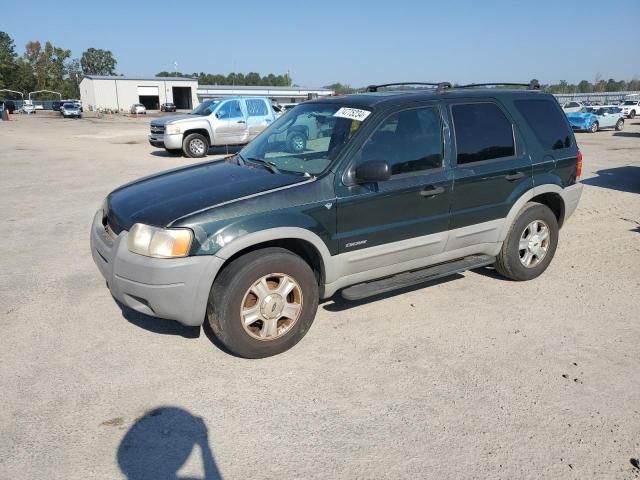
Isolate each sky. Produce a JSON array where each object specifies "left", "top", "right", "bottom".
[{"left": 3, "top": 0, "right": 639, "bottom": 88}]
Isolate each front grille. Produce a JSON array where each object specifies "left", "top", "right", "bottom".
[{"left": 150, "top": 124, "right": 165, "bottom": 134}]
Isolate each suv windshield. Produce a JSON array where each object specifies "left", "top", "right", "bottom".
[
  {"left": 63, "top": 103, "right": 75, "bottom": 108},
  {"left": 191, "top": 99, "right": 220, "bottom": 116},
  {"left": 238, "top": 103, "right": 371, "bottom": 175}
]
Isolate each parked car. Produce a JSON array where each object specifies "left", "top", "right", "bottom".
[
  {"left": 52, "top": 101, "right": 62, "bottom": 111},
  {"left": 561, "top": 101, "right": 584, "bottom": 113},
  {"left": 22, "top": 104, "right": 36, "bottom": 114},
  {"left": 62, "top": 102, "right": 82, "bottom": 119},
  {"left": 148, "top": 96, "right": 276, "bottom": 157},
  {"left": 620, "top": 100, "right": 640, "bottom": 119},
  {"left": 130, "top": 104, "right": 147, "bottom": 115},
  {"left": 34, "top": 103, "right": 44, "bottom": 110},
  {"left": 566, "top": 106, "right": 624, "bottom": 132},
  {"left": 160, "top": 103, "right": 177, "bottom": 112},
  {"left": 93, "top": 82, "right": 583, "bottom": 358}
]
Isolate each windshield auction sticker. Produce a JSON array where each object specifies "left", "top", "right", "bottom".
[{"left": 333, "top": 107, "right": 371, "bottom": 122}]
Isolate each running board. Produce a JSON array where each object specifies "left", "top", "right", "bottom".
[{"left": 341, "top": 255, "right": 495, "bottom": 301}]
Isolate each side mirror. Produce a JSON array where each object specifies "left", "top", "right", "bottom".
[{"left": 354, "top": 160, "right": 391, "bottom": 183}]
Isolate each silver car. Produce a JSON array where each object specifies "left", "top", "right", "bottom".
[
  {"left": 148, "top": 96, "right": 276, "bottom": 157},
  {"left": 62, "top": 102, "right": 82, "bottom": 118}
]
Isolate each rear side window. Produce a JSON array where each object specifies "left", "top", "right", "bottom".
[
  {"left": 452, "top": 103, "right": 515, "bottom": 164},
  {"left": 246, "top": 99, "right": 268, "bottom": 117},
  {"left": 514, "top": 99, "right": 572, "bottom": 150}
]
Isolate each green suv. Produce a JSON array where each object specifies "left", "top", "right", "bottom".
[{"left": 91, "top": 82, "right": 583, "bottom": 358}]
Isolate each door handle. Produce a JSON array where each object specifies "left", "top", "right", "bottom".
[
  {"left": 505, "top": 171, "right": 525, "bottom": 181},
  {"left": 237, "top": 120, "right": 246, "bottom": 124},
  {"left": 419, "top": 185, "right": 445, "bottom": 197}
]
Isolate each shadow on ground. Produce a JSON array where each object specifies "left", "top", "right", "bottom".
[
  {"left": 581, "top": 166, "right": 640, "bottom": 193},
  {"left": 613, "top": 131, "right": 640, "bottom": 138},
  {"left": 118, "top": 407, "right": 222, "bottom": 480},
  {"left": 150, "top": 145, "right": 243, "bottom": 158},
  {"left": 116, "top": 300, "right": 201, "bottom": 338}
]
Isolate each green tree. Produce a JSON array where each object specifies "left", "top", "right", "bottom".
[
  {"left": 577, "top": 80, "right": 591, "bottom": 93},
  {"left": 80, "top": 48, "right": 117, "bottom": 75},
  {"left": 0, "top": 31, "right": 18, "bottom": 89}
]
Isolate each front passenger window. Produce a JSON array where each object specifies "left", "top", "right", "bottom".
[{"left": 360, "top": 107, "right": 443, "bottom": 175}]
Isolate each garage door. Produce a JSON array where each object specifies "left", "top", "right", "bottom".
[{"left": 137, "top": 86, "right": 159, "bottom": 96}]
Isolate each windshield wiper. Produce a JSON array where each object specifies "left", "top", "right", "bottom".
[{"left": 246, "top": 157, "right": 281, "bottom": 174}]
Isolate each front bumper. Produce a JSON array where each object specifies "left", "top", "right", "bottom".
[
  {"left": 148, "top": 133, "right": 183, "bottom": 149},
  {"left": 90, "top": 210, "right": 224, "bottom": 326},
  {"left": 560, "top": 183, "right": 583, "bottom": 222}
]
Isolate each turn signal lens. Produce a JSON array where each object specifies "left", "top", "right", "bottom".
[
  {"left": 576, "top": 149, "right": 583, "bottom": 181},
  {"left": 128, "top": 224, "right": 193, "bottom": 258}
]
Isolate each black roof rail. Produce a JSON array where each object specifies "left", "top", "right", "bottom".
[
  {"left": 365, "top": 82, "right": 452, "bottom": 92},
  {"left": 455, "top": 81, "right": 541, "bottom": 90}
]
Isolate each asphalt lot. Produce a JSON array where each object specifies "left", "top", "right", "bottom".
[{"left": 1, "top": 111, "right": 639, "bottom": 479}]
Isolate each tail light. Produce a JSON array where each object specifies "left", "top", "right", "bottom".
[{"left": 576, "top": 149, "right": 582, "bottom": 182}]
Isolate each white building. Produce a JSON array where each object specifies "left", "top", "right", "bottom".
[{"left": 80, "top": 75, "right": 199, "bottom": 112}]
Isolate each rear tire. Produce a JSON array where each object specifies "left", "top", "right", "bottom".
[
  {"left": 207, "top": 247, "right": 319, "bottom": 358},
  {"left": 629, "top": 110, "right": 636, "bottom": 119},
  {"left": 590, "top": 121, "right": 599, "bottom": 133},
  {"left": 615, "top": 119, "right": 624, "bottom": 131},
  {"left": 495, "top": 202, "right": 559, "bottom": 281},
  {"left": 183, "top": 133, "right": 209, "bottom": 158}
]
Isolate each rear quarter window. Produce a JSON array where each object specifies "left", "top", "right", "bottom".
[{"left": 514, "top": 99, "right": 572, "bottom": 150}]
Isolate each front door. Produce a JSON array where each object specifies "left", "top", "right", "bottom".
[
  {"left": 445, "top": 99, "right": 533, "bottom": 250},
  {"left": 213, "top": 99, "right": 248, "bottom": 144},
  {"left": 335, "top": 104, "right": 452, "bottom": 274}
]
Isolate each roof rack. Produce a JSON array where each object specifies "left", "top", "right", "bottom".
[
  {"left": 455, "top": 81, "right": 541, "bottom": 90},
  {"left": 365, "top": 82, "right": 452, "bottom": 93}
]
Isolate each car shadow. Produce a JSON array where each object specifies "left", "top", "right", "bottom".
[
  {"left": 581, "top": 166, "right": 640, "bottom": 194},
  {"left": 613, "top": 131, "right": 640, "bottom": 138},
  {"left": 117, "top": 406, "right": 223, "bottom": 480},
  {"left": 322, "top": 273, "right": 465, "bottom": 312},
  {"left": 116, "top": 299, "right": 201, "bottom": 339}
]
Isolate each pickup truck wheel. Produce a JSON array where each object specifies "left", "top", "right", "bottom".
[
  {"left": 207, "top": 247, "right": 319, "bottom": 358},
  {"left": 615, "top": 119, "right": 624, "bottom": 131},
  {"left": 495, "top": 202, "right": 559, "bottom": 281},
  {"left": 286, "top": 132, "right": 307, "bottom": 153},
  {"left": 590, "top": 122, "right": 599, "bottom": 133},
  {"left": 183, "top": 133, "right": 209, "bottom": 158}
]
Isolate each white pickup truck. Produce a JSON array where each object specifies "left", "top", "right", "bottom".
[{"left": 149, "top": 96, "right": 276, "bottom": 158}]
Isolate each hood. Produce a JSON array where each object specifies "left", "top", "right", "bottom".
[
  {"left": 106, "top": 160, "right": 307, "bottom": 232},
  {"left": 150, "top": 114, "right": 204, "bottom": 127}
]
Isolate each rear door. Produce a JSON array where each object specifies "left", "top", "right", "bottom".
[
  {"left": 213, "top": 99, "right": 248, "bottom": 144},
  {"left": 446, "top": 99, "right": 532, "bottom": 250},
  {"left": 335, "top": 103, "right": 453, "bottom": 273},
  {"left": 246, "top": 98, "right": 274, "bottom": 140}
]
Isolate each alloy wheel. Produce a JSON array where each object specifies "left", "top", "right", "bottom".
[{"left": 518, "top": 220, "right": 550, "bottom": 268}]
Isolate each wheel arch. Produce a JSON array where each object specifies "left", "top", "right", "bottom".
[
  {"left": 498, "top": 184, "right": 567, "bottom": 242},
  {"left": 213, "top": 227, "right": 332, "bottom": 292},
  {"left": 184, "top": 128, "right": 211, "bottom": 143}
]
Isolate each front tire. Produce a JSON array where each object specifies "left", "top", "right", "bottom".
[
  {"left": 495, "top": 203, "right": 559, "bottom": 281},
  {"left": 183, "top": 133, "right": 209, "bottom": 158},
  {"left": 207, "top": 247, "right": 319, "bottom": 358},
  {"left": 629, "top": 110, "right": 636, "bottom": 119},
  {"left": 615, "top": 119, "right": 624, "bottom": 131},
  {"left": 590, "top": 121, "right": 599, "bottom": 133},
  {"left": 286, "top": 132, "right": 307, "bottom": 154}
]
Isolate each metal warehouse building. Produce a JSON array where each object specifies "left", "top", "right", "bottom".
[{"left": 80, "top": 76, "right": 199, "bottom": 112}]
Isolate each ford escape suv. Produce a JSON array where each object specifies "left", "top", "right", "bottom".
[{"left": 91, "top": 82, "right": 583, "bottom": 358}]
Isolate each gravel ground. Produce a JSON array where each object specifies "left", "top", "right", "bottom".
[{"left": 1, "top": 112, "right": 639, "bottom": 479}]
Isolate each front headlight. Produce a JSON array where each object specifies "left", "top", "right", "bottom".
[
  {"left": 127, "top": 223, "right": 193, "bottom": 258},
  {"left": 165, "top": 124, "right": 181, "bottom": 135}
]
